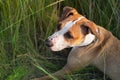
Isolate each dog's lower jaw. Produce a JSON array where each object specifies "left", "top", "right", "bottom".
[{"left": 50, "top": 44, "right": 68, "bottom": 51}]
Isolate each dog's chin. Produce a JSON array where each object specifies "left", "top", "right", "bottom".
[{"left": 49, "top": 46, "right": 65, "bottom": 52}]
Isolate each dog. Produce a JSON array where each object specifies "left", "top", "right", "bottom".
[{"left": 34, "top": 6, "right": 120, "bottom": 80}]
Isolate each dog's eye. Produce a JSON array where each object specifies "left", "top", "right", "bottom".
[
  {"left": 64, "top": 31, "right": 73, "bottom": 39},
  {"left": 56, "top": 24, "right": 61, "bottom": 31}
]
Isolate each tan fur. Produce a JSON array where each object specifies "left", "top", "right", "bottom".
[{"left": 34, "top": 6, "right": 120, "bottom": 80}]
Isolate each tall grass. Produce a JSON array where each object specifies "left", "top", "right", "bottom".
[{"left": 0, "top": 0, "right": 119, "bottom": 80}]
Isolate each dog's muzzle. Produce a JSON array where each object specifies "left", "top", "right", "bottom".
[{"left": 45, "top": 39, "right": 53, "bottom": 47}]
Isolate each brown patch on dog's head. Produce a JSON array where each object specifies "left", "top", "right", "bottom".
[{"left": 63, "top": 23, "right": 84, "bottom": 46}]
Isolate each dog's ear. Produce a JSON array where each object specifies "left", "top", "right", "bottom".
[
  {"left": 81, "top": 21, "right": 99, "bottom": 38},
  {"left": 62, "top": 6, "right": 78, "bottom": 17},
  {"left": 60, "top": 6, "right": 78, "bottom": 20}
]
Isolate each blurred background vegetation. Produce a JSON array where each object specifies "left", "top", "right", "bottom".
[{"left": 0, "top": 0, "right": 119, "bottom": 80}]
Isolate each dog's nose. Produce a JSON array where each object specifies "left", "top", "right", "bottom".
[{"left": 45, "top": 39, "right": 53, "bottom": 47}]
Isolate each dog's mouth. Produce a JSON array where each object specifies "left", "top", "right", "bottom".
[
  {"left": 49, "top": 46, "right": 60, "bottom": 51},
  {"left": 45, "top": 41, "right": 69, "bottom": 51},
  {"left": 48, "top": 44, "right": 69, "bottom": 51}
]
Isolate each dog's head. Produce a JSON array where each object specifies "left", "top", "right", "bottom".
[{"left": 45, "top": 6, "right": 99, "bottom": 51}]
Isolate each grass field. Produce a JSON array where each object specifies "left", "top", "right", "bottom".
[{"left": 0, "top": 0, "right": 119, "bottom": 80}]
